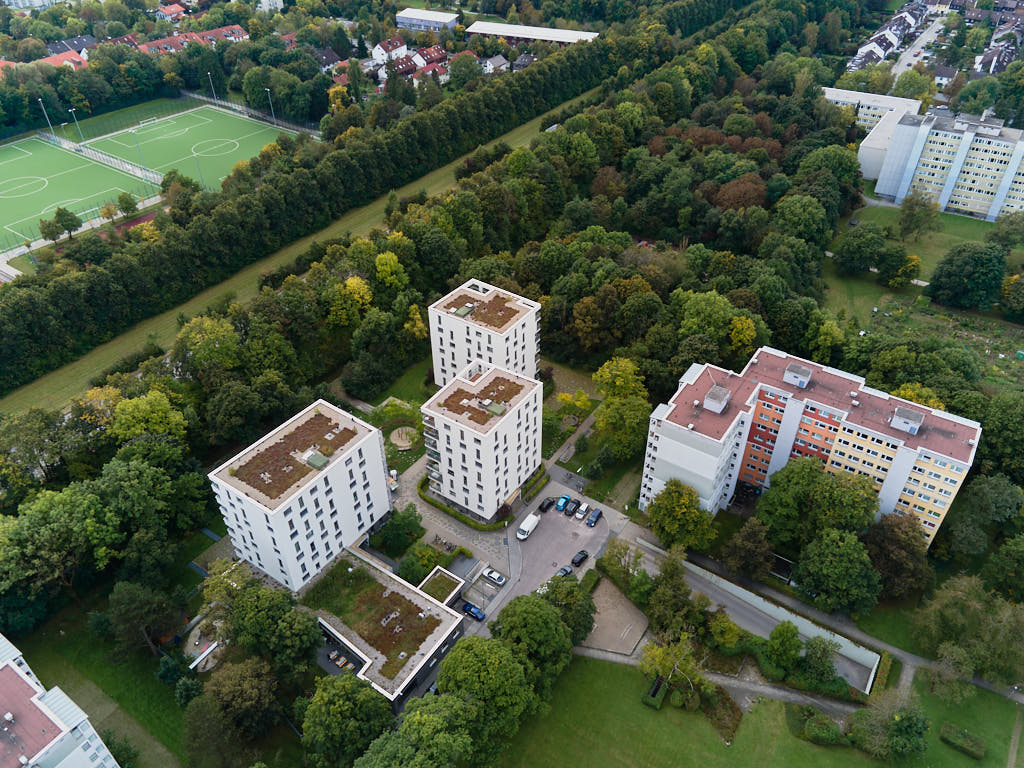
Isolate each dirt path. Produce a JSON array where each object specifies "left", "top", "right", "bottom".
[
  {"left": 603, "top": 468, "right": 642, "bottom": 512},
  {"left": 1008, "top": 708, "right": 1022, "bottom": 768}
]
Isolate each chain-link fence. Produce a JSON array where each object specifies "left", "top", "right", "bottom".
[{"left": 181, "top": 90, "right": 322, "bottom": 138}]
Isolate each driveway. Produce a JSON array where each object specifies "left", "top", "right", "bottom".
[{"left": 893, "top": 17, "right": 943, "bottom": 76}]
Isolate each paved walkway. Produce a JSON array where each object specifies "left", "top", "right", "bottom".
[{"left": 572, "top": 646, "right": 860, "bottom": 718}]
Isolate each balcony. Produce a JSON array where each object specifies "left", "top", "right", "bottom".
[
  {"left": 424, "top": 437, "right": 438, "bottom": 450},
  {"left": 427, "top": 449, "right": 441, "bottom": 461},
  {"left": 422, "top": 415, "right": 435, "bottom": 427},
  {"left": 429, "top": 481, "right": 443, "bottom": 494},
  {"left": 428, "top": 470, "right": 441, "bottom": 481},
  {"left": 424, "top": 426, "right": 438, "bottom": 439}
]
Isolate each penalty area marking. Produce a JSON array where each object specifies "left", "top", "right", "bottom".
[
  {"left": 191, "top": 138, "right": 240, "bottom": 157},
  {"left": 0, "top": 176, "right": 49, "bottom": 198}
]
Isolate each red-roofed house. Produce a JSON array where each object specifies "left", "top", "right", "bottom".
[
  {"left": 378, "top": 53, "right": 416, "bottom": 82},
  {"left": 0, "top": 59, "right": 17, "bottom": 74},
  {"left": 280, "top": 31, "right": 298, "bottom": 50},
  {"left": 156, "top": 3, "right": 187, "bottom": 21},
  {"left": 197, "top": 24, "right": 249, "bottom": 44},
  {"left": 639, "top": 346, "right": 982, "bottom": 545},
  {"left": 412, "top": 44, "right": 447, "bottom": 68},
  {"left": 372, "top": 36, "right": 407, "bottom": 63},
  {"left": 106, "top": 33, "right": 139, "bottom": 47},
  {"left": 137, "top": 32, "right": 204, "bottom": 55},
  {"left": 332, "top": 71, "right": 349, "bottom": 87},
  {"left": 414, "top": 62, "right": 449, "bottom": 85},
  {"left": 37, "top": 50, "right": 88, "bottom": 70},
  {"left": 449, "top": 49, "right": 477, "bottom": 62}
]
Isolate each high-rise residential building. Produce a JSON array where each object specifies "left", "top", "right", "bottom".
[
  {"left": 428, "top": 279, "right": 540, "bottom": 387},
  {"left": 875, "top": 110, "right": 1024, "bottom": 220},
  {"left": 638, "top": 347, "right": 981, "bottom": 544},
  {"left": 0, "top": 633, "right": 121, "bottom": 768},
  {"left": 208, "top": 400, "right": 391, "bottom": 590},
  {"left": 822, "top": 88, "right": 921, "bottom": 131},
  {"left": 421, "top": 361, "right": 542, "bottom": 520}
]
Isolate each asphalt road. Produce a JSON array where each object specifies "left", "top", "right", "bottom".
[{"left": 893, "top": 16, "right": 943, "bottom": 76}]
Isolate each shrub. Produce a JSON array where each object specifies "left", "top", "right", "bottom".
[
  {"left": 156, "top": 656, "right": 181, "bottom": 685},
  {"left": 939, "top": 722, "right": 986, "bottom": 760},
  {"left": 670, "top": 689, "right": 685, "bottom": 708},
  {"left": 642, "top": 677, "right": 669, "bottom": 710},
  {"left": 575, "top": 434, "right": 590, "bottom": 454},
  {"left": 88, "top": 342, "right": 165, "bottom": 386},
  {"left": 416, "top": 476, "right": 507, "bottom": 532},
  {"left": 804, "top": 713, "right": 842, "bottom": 746},
  {"left": 174, "top": 677, "right": 202, "bottom": 708},
  {"left": 685, "top": 691, "right": 701, "bottom": 711},
  {"left": 579, "top": 569, "right": 601, "bottom": 593},
  {"left": 870, "top": 652, "right": 893, "bottom": 699}
]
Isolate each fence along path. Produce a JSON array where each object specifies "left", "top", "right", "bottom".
[{"left": 37, "top": 131, "right": 163, "bottom": 186}]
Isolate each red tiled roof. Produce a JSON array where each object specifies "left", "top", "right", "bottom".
[
  {"left": 391, "top": 54, "right": 416, "bottom": 73},
  {"left": 417, "top": 44, "right": 446, "bottom": 63},
  {"left": 137, "top": 32, "right": 203, "bottom": 54},
  {"left": 37, "top": 50, "right": 88, "bottom": 69},
  {"left": 106, "top": 34, "right": 138, "bottom": 46},
  {"left": 378, "top": 36, "right": 405, "bottom": 52},
  {"left": 281, "top": 31, "right": 298, "bottom": 49},
  {"left": 332, "top": 71, "right": 349, "bottom": 86},
  {"left": 0, "top": 59, "right": 17, "bottom": 72},
  {"left": 450, "top": 49, "right": 477, "bottom": 60},
  {"left": 665, "top": 347, "right": 981, "bottom": 462},
  {"left": 0, "top": 665, "right": 61, "bottom": 768},
  {"left": 415, "top": 62, "right": 447, "bottom": 78},
  {"left": 158, "top": 3, "right": 186, "bottom": 14}
]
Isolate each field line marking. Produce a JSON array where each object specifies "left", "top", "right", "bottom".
[{"left": 0, "top": 143, "right": 33, "bottom": 167}]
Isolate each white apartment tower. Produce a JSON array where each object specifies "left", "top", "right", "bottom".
[
  {"left": 209, "top": 400, "right": 392, "bottom": 590},
  {"left": 429, "top": 280, "right": 540, "bottom": 387},
  {"left": 0, "top": 633, "right": 121, "bottom": 768},
  {"left": 639, "top": 347, "right": 981, "bottom": 545},
  {"left": 421, "top": 362, "right": 542, "bottom": 520}
]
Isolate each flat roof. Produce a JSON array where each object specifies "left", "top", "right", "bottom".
[
  {"left": 304, "top": 551, "right": 462, "bottom": 700},
  {"left": 822, "top": 87, "right": 921, "bottom": 114},
  {"left": 423, "top": 363, "right": 538, "bottom": 433},
  {"left": 211, "top": 400, "right": 372, "bottom": 511},
  {"left": 0, "top": 664, "right": 61, "bottom": 768},
  {"left": 430, "top": 279, "right": 538, "bottom": 333},
  {"left": 664, "top": 347, "right": 981, "bottom": 463},
  {"left": 464, "top": 20, "right": 598, "bottom": 43},
  {"left": 397, "top": 7, "right": 458, "bottom": 21}
]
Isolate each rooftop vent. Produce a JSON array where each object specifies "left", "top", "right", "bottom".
[
  {"left": 3, "top": 712, "right": 13, "bottom": 723},
  {"left": 783, "top": 362, "right": 813, "bottom": 389},
  {"left": 305, "top": 451, "right": 329, "bottom": 470},
  {"left": 891, "top": 406, "right": 925, "bottom": 435},
  {"left": 693, "top": 400, "right": 700, "bottom": 409},
  {"left": 849, "top": 391, "right": 858, "bottom": 398},
  {"left": 851, "top": 400, "right": 860, "bottom": 407},
  {"left": 704, "top": 385, "right": 731, "bottom": 414}
]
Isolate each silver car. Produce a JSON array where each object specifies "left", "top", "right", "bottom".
[{"left": 482, "top": 567, "right": 507, "bottom": 586}]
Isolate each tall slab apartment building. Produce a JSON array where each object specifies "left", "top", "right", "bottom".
[
  {"left": 428, "top": 279, "right": 540, "bottom": 387},
  {"left": 209, "top": 400, "right": 391, "bottom": 590},
  {"left": 639, "top": 347, "right": 981, "bottom": 544}
]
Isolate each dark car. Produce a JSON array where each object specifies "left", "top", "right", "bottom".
[
  {"left": 555, "top": 494, "right": 571, "bottom": 512},
  {"left": 556, "top": 565, "right": 573, "bottom": 577},
  {"left": 564, "top": 499, "right": 580, "bottom": 517},
  {"left": 571, "top": 550, "right": 589, "bottom": 567},
  {"left": 539, "top": 497, "right": 555, "bottom": 513},
  {"left": 462, "top": 602, "right": 486, "bottom": 621},
  {"left": 585, "top": 508, "right": 603, "bottom": 527}
]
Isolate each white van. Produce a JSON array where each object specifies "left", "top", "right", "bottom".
[
  {"left": 575, "top": 502, "right": 590, "bottom": 520},
  {"left": 516, "top": 512, "right": 541, "bottom": 540}
]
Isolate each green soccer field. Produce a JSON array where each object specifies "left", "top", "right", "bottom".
[
  {"left": 85, "top": 106, "right": 292, "bottom": 188},
  {"left": 0, "top": 137, "right": 158, "bottom": 249}
]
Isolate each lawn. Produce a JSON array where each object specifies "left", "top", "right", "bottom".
[
  {"left": 52, "top": 96, "right": 207, "bottom": 143},
  {"left": 855, "top": 599, "right": 926, "bottom": 657},
  {"left": 911, "top": 670, "right": 1021, "bottom": 768},
  {"left": 833, "top": 206, "right": 1024, "bottom": 278},
  {"left": 554, "top": 428, "right": 637, "bottom": 503},
  {"left": 822, "top": 260, "right": 919, "bottom": 326},
  {"left": 498, "top": 657, "right": 878, "bottom": 768},
  {"left": 0, "top": 87, "right": 600, "bottom": 415},
  {"left": 368, "top": 356, "right": 436, "bottom": 406},
  {"left": 708, "top": 509, "right": 747, "bottom": 558},
  {"left": 542, "top": 397, "right": 599, "bottom": 460},
  {"left": 6, "top": 252, "right": 36, "bottom": 274},
  {"left": 419, "top": 571, "right": 459, "bottom": 602}
]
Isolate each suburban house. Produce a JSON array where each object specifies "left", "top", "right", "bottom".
[
  {"left": 37, "top": 49, "right": 88, "bottom": 69},
  {"left": 372, "top": 36, "right": 408, "bottom": 63},
  {"left": 105, "top": 33, "right": 139, "bottom": 47},
  {"left": 513, "top": 52, "right": 537, "bottom": 70},
  {"left": 280, "top": 31, "right": 298, "bottom": 49},
  {"left": 932, "top": 64, "right": 958, "bottom": 87},
  {"left": 412, "top": 44, "right": 447, "bottom": 68},
  {"left": 155, "top": 2, "right": 186, "bottom": 21},
  {"left": 136, "top": 26, "right": 248, "bottom": 56},
  {"left": 45, "top": 34, "right": 98, "bottom": 57},
  {"left": 378, "top": 54, "right": 417, "bottom": 81},
  {"left": 414, "top": 62, "right": 449, "bottom": 85},
  {"left": 313, "top": 47, "right": 342, "bottom": 73},
  {"left": 396, "top": 7, "right": 459, "bottom": 33},
  {"left": 482, "top": 53, "right": 508, "bottom": 73}
]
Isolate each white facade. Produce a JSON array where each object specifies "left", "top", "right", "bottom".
[
  {"left": 371, "top": 37, "right": 408, "bottom": 64},
  {"left": 396, "top": 8, "right": 458, "bottom": 32},
  {"left": 209, "top": 400, "right": 391, "bottom": 590},
  {"left": 0, "top": 634, "right": 120, "bottom": 768},
  {"left": 822, "top": 87, "right": 921, "bottom": 131},
  {"left": 421, "top": 362, "right": 541, "bottom": 520},
  {"left": 257, "top": 0, "right": 283, "bottom": 13},
  {"left": 428, "top": 279, "right": 540, "bottom": 387},
  {"left": 464, "top": 20, "right": 598, "bottom": 44},
  {"left": 875, "top": 110, "right": 1024, "bottom": 220}
]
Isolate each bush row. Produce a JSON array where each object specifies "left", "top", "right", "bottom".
[
  {"left": 579, "top": 569, "right": 601, "bottom": 594},
  {"left": 939, "top": 722, "right": 986, "bottom": 760},
  {"left": 416, "top": 475, "right": 508, "bottom": 532},
  {"left": 642, "top": 677, "right": 669, "bottom": 710},
  {"left": 522, "top": 472, "right": 551, "bottom": 502},
  {"left": 87, "top": 342, "right": 165, "bottom": 387},
  {"left": 869, "top": 652, "right": 893, "bottom": 699}
]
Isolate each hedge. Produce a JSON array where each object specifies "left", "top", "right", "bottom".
[
  {"left": 870, "top": 652, "right": 892, "bottom": 699},
  {"left": 642, "top": 677, "right": 669, "bottom": 710},
  {"left": 522, "top": 472, "right": 551, "bottom": 502},
  {"left": 580, "top": 569, "right": 601, "bottom": 593},
  {"left": 417, "top": 475, "right": 508, "bottom": 532},
  {"left": 939, "top": 723, "right": 986, "bottom": 760},
  {"left": 718, "top": 632, "right": 785, "bottom": 681},
  {"left": 804, "top": 713, "right": 844, "bottom": 746},
  {"left": 88, "top": 342, "right": 165, "bottom": 387}
]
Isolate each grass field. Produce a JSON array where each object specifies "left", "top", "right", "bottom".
[
  {"left": 368, "top": 356, "right": 437, "bottom": 406},
  {"left": 0, "top": 87, "right": 599, "bottom": 415},
  {"left": 0, "top": 137, "right": 158, "bottom": 249},
  {"left": 54, "top": 97, "right": 209, "bottom": 143},
  {"left": 86, "top": 106, "right": 288, "bottom": 187},
  {"left": 833, "top": 206, "right": 1024, "bottom": 278}
]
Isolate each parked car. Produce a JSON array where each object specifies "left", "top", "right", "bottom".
[
  {"left": 555, "top": 494, "right": 571, "bottom": 511},
  {"left": 482, "top": 567, "right": 506, "bottom": 586},
  {"left": 539, "top": 497, "right": 555, "bottom": 513},
  {"left": 556, "top": 565, "right": 573, "bottom": 577},
  {"left": 585, "top": 508, "right": 603, "bottom": 527},
  {"left": 565, "top": 499, "right": 580, "bottom": 517},
  {"left": 462, "top": 602, "right": 486, "bottom": 621},
  {"left": 575, "top": 501, "right": 590, "bottom": 520},
  {"left": 571, "top": 550, "right": 589, "bottom": 567}
]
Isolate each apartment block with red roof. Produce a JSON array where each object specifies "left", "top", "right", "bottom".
[{"left": 638, "top": 346, "right": 981, "bottom": 544}]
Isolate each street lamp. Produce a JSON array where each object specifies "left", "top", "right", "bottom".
[
  {"left": 129, "top": 129, "right": 145, "bottom": 171},
  {"left": 37, "top": 98, "right": 55, "bottom": 140},
  {"left": 264, "top": 87, "right": 276, "bottom": 126},
  {"left": 207, "top": 71, "right": 218, "bottom": 102},
  {"left": 68, "top": 107, "right": 84, "bottom": 142}
]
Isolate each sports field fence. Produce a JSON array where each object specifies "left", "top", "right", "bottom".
[{"left": 180, "top": 90, "right": 322, "bottom": 137}]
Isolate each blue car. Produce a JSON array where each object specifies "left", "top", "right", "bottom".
[
  {"left": 462, "top": 602, "right": 486, "bottom": 621},
  {"left": 585, "top": 508, "right": 603, "bottom": 527},
  {"left": 555, "top": 494, "right": 571, "bottom": 511}
]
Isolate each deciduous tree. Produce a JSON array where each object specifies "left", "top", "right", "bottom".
[
  {"left": 647, "top": 479, "right": 716, "bottom": 551},
  {"left": 898, "top": 189, "right": 940, "bottom": 242},
  {"left": 792, "top": 529, "right": 881, "bottom": 616},
  {"left": 538, "top": 574, "right": 596, "bottom": 645},
  {"left": 863, "top": 513, "right": 934, "bottom": 600},
  {"left": 489, "top": 595, "right": 573, "bottom": 700},
  {"left": 721, "top": 517, "right": 774, "bottom": 580},
  {"left": 304, "top": 675, "right": 394, "bottom": 768},
  {"left": 981, "top": 533, "right": 1024, "bottom": 603},
  {"left": 767, "top": 621, "right": 802, "bottom": 673},
  {"left": 927, "top": 242, "right": 1007, "bottom": 310},
  {"left": 205, "top": 658, "right": 279, "bottom": 739}
]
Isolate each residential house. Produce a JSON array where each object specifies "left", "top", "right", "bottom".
[
  {"left": 258, "top": 0, "right": 283, "bottom": 12},
  {"left": 45, "top": 34, "right": 98, "bottom": 57},
  {"left": 414, "top": 62, "right": 449, "bottom": 86},
  {"left": 411, "top": 44, "right": 447, "bottom": 68},
  {"left": 378, "top": 54, "right": 417, "bottom": 82},
  {"left": 280, "top": 31, "right": 298, "bottom": 49},
  {"left": 196, "top": 24, "right": 249, "bottom": 44},
  {"left": 513, "top": 52, "right": 536, "bottom": 70},
  {"left": 932, "top": 64, "right": 958, "bottom": 87},
  {"left": 137, "top": 32, "right": 203, "bottom": 55},
  {"left": 105, "top": 33, "right": 138, "bottom": 47},
  {"left": 155, "top": 3, "right": 186, "bottom": 21},
  {"left": 975, "top": 41, "right": 1017, "bottom": 74},
  {"left": 37, "top": 49, "right": 88, "bottom": 69},
  {"left": 372, "top": 36, "right": 408, "bottom": 64},
  {"left": 313, "top": 47, "right": 342, "bottom": 73},
  {"left": 482, "top": 53, "right": 508, "bottom": 73}
]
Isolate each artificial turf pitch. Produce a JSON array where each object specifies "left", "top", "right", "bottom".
[
  {"left": 86, "top": 105, "right": 291, "bottom": 187},
  {"left": 0, "top": 137, "right": 159, "bottom": 247}
]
